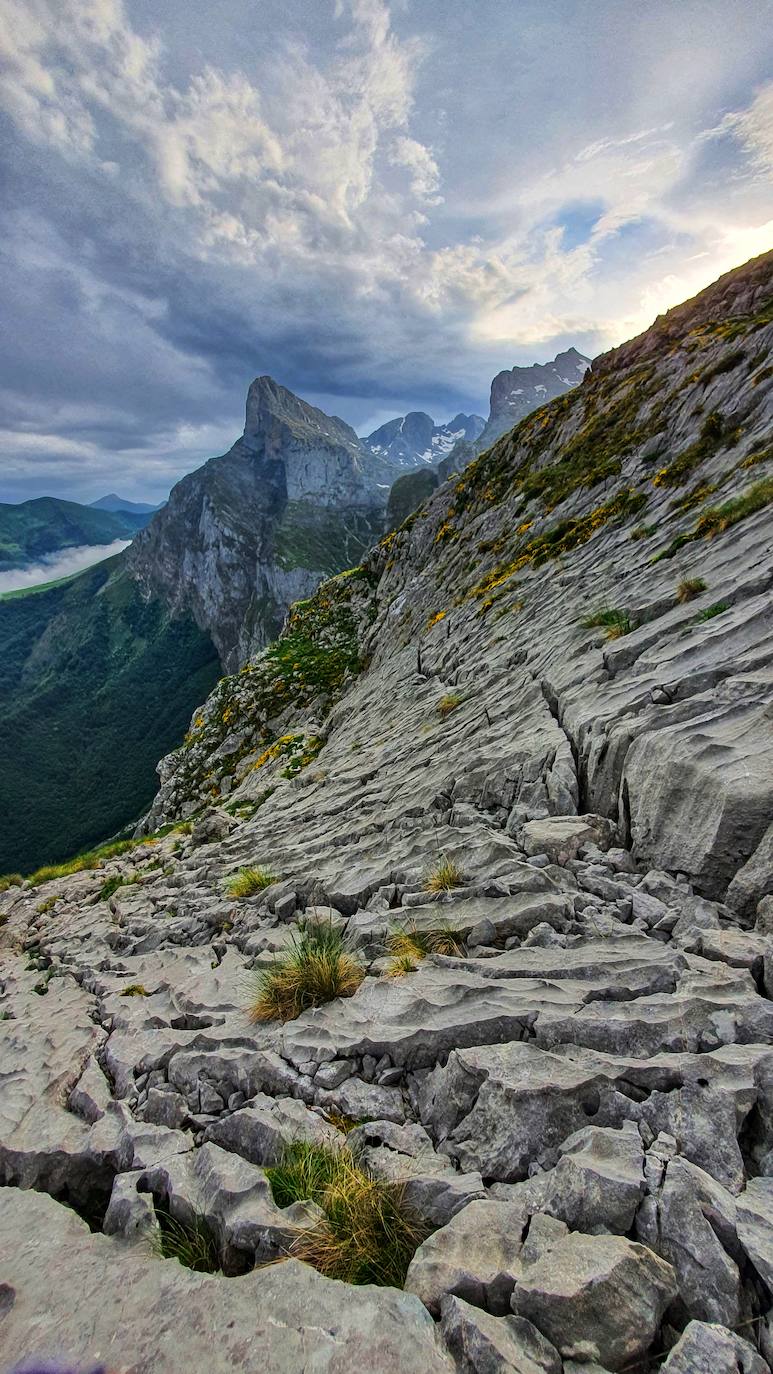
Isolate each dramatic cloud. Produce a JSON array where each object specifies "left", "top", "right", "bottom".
[{"left": 0, "top": 0, "right": 771, "bottom": 501}]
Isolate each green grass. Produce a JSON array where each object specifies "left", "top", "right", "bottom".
[
  {"left": 696, "top": 602, "right": 728, "bottom": 621},
  {"left": 425, "top": 856, "right": 464, "bottom": 893},
  {"left": 27, "top": 837, "right": 143, "bottom": 887},
  {"left": 120, "top": 983, "right": 149, "bottom": 997},
  {"left": 676, "top": 577, "right": 707, "bottom": 603},
  {"left": 225, "top": 865, "right": 279, "bottom": 898},
  {"left": 0, "top": 874, "right": 22, "bottom": 892},
  {"left": 248, "top": 918, "right": 365, "bottom": 1023},
  {"left": 265, "top": 1142, "right": 425, "bottom": 1287},
  {"left": 150, "top": 1208, "right": 221, "bottom": 1273},
  {"left": 98, "top": 873, "right": 132, "bottom": 902},
  {"left": 581, "top": 607, "right": 635, "bottom": 639}
]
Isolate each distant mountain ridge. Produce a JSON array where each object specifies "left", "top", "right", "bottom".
[
  {"left": 0, "top": 496, "right": 150, "bottom": 571},
  {"left": 91, "top": 493, "right": 162, "bottom": 515},
  {"left": 362, "top": 411, "right": 484, "bottom": 471}
]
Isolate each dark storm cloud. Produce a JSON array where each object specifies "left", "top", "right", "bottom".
[{"left": 0, "top": 0, "right": 771, "bottom": 502}]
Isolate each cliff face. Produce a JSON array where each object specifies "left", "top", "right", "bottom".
[
  {"left": 128, "top": 377, "right": 385, "bottom": 670},
  {"left": 2, "top": 253, "right": 773, "bottom": 1372}
]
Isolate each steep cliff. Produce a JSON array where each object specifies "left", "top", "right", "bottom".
[{"left": 128, "top": 377, "right": 386, "bottom": 671}]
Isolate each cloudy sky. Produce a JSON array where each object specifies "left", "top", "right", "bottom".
[{"left": 0, "top": 0, "right": 772, "bottom": 504}]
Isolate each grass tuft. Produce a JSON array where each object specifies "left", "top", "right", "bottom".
[
  {"left": 0, "top": 874, "right": 23, "bottom": 893},
  {"left": 425, "top": 856, "right": 464, "bottom": 893},
  {"left": 581, "top": 607, "right": 634, "bottom": 639},
  {"left": 385, "top": 922, "right": 465, "bottom": 975},
  {"left": 696, "top": 601, "right": 728, "bottom": 621},
  {"left": 266, "top": 1142, "right": 425, "bottom": 1287},
  {"left": 248, "top": 918, "right": 364, "bottom": 1023},
  {"left": 121, "top": 983, "right": 149, "bottom": 997},
  {"left": 149, "top": 1208, "right": 221, "bottom": 1273},
  {"left": 436, "top": 692, "right": 462, "bottom": 718},
  {"left": 677, "top": 577, "right": 707, "bottom": 603},
  {"left": 225, "top": 865, "right": 280, "bottom": 898}
]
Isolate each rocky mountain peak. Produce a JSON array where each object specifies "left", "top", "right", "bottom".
[
  {"left": 244, "top": 376, "right": 363, "bottom": 459},
  {"left": 127, "top": 376, "right": 385, "bottom": 669},
  {"left": 362, "top": 409, "right": 485, "bottom": 471}
]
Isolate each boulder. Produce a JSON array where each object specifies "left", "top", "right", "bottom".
[
  {"left": 0, "top": 1188, "right": 453, "bottom": 1372},
  {"left": 510, "top": 1232, "right": 677, "bottom": 1371},
  {"left": 440, "top": 1295, "right": 561, "bottom": 1373},
  {"left": 405, "top": 1200, "right": 528, "bottom": 1315},
  {"left": 662, "top": 1320, "right": 770, "bottom": 1373}
]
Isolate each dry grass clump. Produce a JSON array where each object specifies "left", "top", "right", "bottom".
[
  {"left": 436, "top": 692, "right": 462, "bottom": 718},
  {"left": 676, "top": 576, "right": 707, "bottom": 602},
  {"left": 425, "top": 856, "right": 464, "bottom": 893},
  {"left": 120, "top": 983, "right": 149, "bottom": 997},
  {"left": 385, "top": 922, "right": 464, "bottom": 976},
  {"left": 0, "top": 874, "right": 23, "bottom": 893},
  {"left": 266, "top": 1142, "right": 425, "bottom": 1287},
  {"left": 225, "top": 865, "right": 279, "bottom": 898},
  {"left": 248, "top": 918, "right": 364, "bottom": 1023}
]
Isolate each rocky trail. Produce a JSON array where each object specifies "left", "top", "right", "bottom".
[{"left": 1, "top": 252, "right": 773, "bottom": 1372}]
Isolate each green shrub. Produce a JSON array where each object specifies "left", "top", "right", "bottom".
[
  {"left": 677, "top": 577, "right": 707, "bottom": 603},
  {"left": 266, "top": 1142, "right": 425, "bottom": 1287},
  {"left": 581, "top": 608, "right": 635, "bottom": 639},
  {"left": 225, "top": 865, "right": 279, "bottom": 899},
  {"left": 248, "top": 918, "right": 364, "bottom": 1023}
]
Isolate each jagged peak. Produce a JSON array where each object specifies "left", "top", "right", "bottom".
[{"left": 244, "top": 375, "right": 361, "bottom": 453}]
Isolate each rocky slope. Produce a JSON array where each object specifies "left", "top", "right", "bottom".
[
  {"left": 129, "top": 376, "right": 386, "bottom": 671},
  {"left": 363, "top": 411, "right": 485, "bottom": 471},
  {"left": 1, "top": 251, "right": 773, "bottom": 1373}
]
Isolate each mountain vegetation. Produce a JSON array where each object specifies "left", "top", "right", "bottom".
[{"left": 0, "top": 496, "right": 150, "bottom": 570}]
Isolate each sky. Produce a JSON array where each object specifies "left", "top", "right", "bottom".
[{"left": 0, "top": 0, "right": 772, "bottom": 504}]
